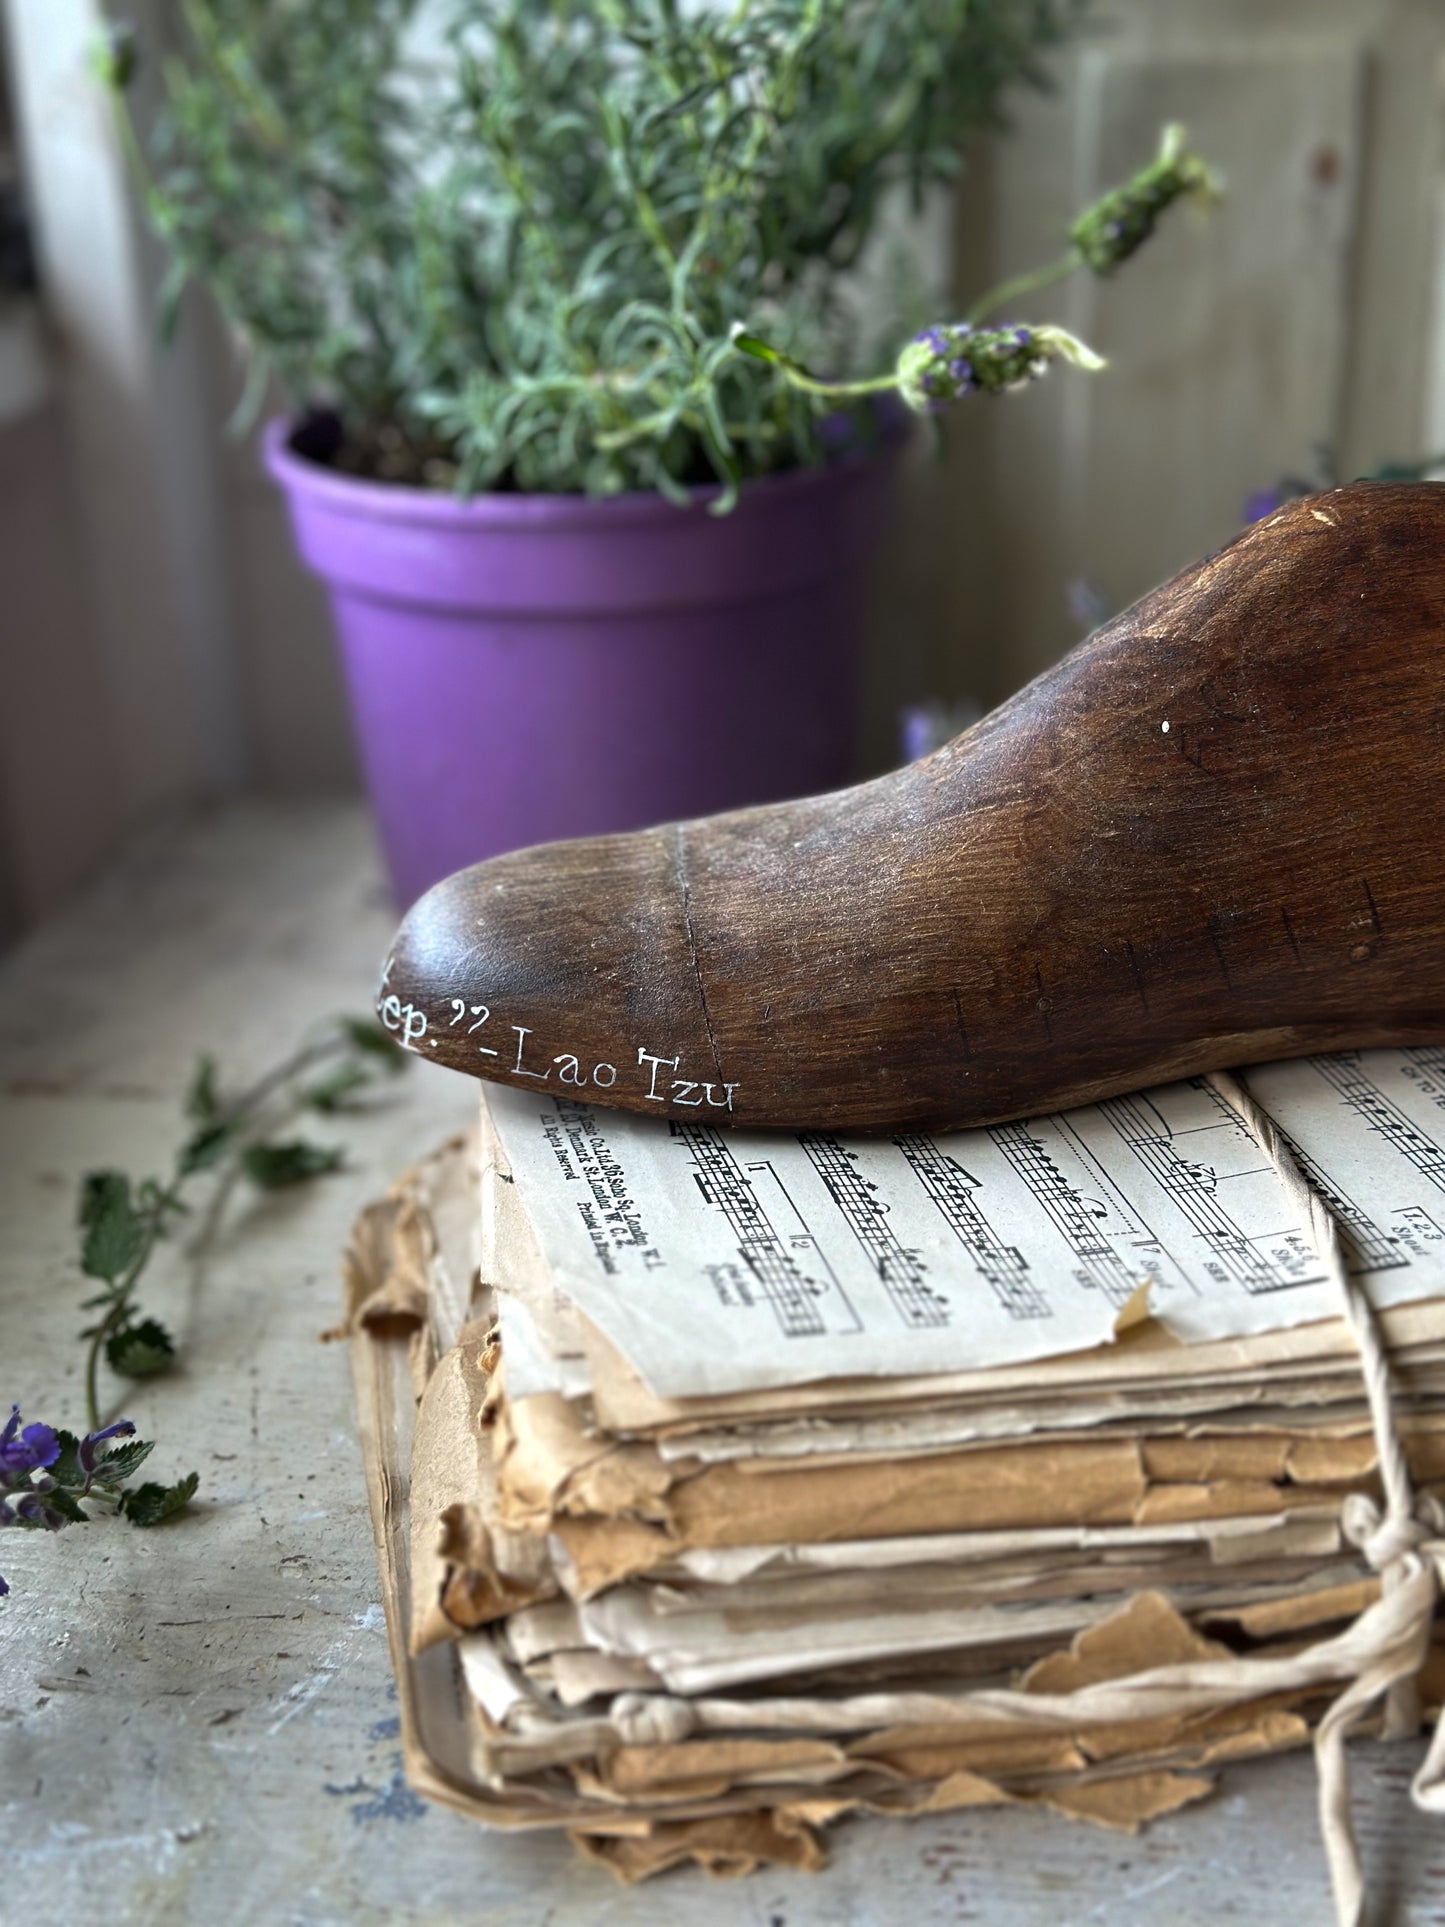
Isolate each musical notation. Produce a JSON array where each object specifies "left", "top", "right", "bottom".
[
  {"left": 1281, "top": 1124, "right": 1404, "bottom": 1275},
  {"left": 893, "top": 1134, "right": 1050, "bottom": 1320},
  {"left": 797, "top": 1134, "right": 950, "bottom": 1329},
  {"left": 1099, "top": 1091, "right": 1305, "bottom": 1294},
  {"left": 670, "top": 1122, "right": 861, "bottom": 1339},
  {"left": 1313, "top": 1054, "right": 1445, "bottom": 1199},
  {"left": 1188, "top": 1074, "right": 1403, "bottom": 1277},
  {"left": 988, "top": 1119, "right": 1154, "bottom": 1309},
  {"left": 487, "top": 1049, "right": 1445, "bottom": 1400}
]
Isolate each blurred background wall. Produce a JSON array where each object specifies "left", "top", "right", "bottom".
[{"left": 1, "top": 0, "right": 1443, "bottom": 939}]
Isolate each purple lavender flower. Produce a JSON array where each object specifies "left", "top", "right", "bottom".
[{"left": 896, "top": 319, "right": 1102, "bottom": 411}]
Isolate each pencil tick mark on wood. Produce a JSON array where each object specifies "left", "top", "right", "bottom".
[
  {"left": 1034, "top": 964, "right": 1053, "bottom": 1042},
  {"left": 1124, "top": 939, "right": 1149, "bottom": 1015},
  {"left": 1281, "top": 906, "right": 1302, "bottom": 964}
]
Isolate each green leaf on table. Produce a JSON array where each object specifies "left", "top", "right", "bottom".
[
  {"left": 48, "top": 1429, "right": 85, "bottom": 1487},
  {"left": 340, "top": 1016, "right": 407, "bottom": 1070},
  {"left": 105, "top": 1316, "right": 176, "bottom": 1379},
  {"left": 242, "top": 1139, "right": 345, "bottom": 1188},
  {"left": 79, "top": 1172, "right": 147, "bottom": 1282},
  {"left": 121, "top": 1471, "right": 199, "bottom": 1527},
  {"left": 303, "top": 1062, "right": 374, "bottom": 1113},
  {"left": 185, "top": 1053, "right": 223, "bottom": 1123},
  {"left": 78, "top": 1169, "right": 127, "bottom": 1230},
  {"left": 178, "top": 1116, "right": 240, "bottom": 1176},
  {"left": 91, "top": 1435, "right": 155, "bottom": 1483},
  {"left": 41, "top": 1486, "right": 88, "bottom": 1524}
]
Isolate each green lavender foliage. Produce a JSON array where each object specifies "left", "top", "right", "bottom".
[{"left": 115, "top": 0, "right": 1080, "bottom": 497}]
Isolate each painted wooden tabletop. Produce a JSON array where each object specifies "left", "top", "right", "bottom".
[{"left": 3, "top": 802, "right": 1443, "bottom": 1925}]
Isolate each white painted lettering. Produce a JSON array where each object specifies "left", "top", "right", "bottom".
[
  {"left": 638, "top": 1046, "right": 680, "bottom": 1100},
  {"left": 554, "top": 1054, "right": 585, "bottom": 1085},
  {"left": 380, "top": 994, "right": 402, "bottom": 1032},
  {"left": 401, "top": 1003, "right": 428, "bottom": 1047},
  {"left": 511, "top": 1025, "right": 550, "bottom": 1079},
  {"left": 671, "top": 1079, "right": 703, "bottom": 1106},
  {"left": 592, "top": 1062, "right": 618, "bottom": 1088},
  {"left": 704, "top": 1083, "right": 738, "bottom": 1111}
]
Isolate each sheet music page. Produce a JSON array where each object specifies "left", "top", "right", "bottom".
[{"left": 484, "top": 1047, "right": 1445, "bottom": 1398}]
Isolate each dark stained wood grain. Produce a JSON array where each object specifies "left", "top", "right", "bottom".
[{"left": 381, "top": 482, "right": 1445, "bottom": 1130}]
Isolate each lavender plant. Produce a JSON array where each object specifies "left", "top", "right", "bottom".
[
  {"left": 2, "top": 1014, "right": 406, "bottom": 1598},
  {"left": 99, "top": 0, "right": 1085, "bottom": 502}
]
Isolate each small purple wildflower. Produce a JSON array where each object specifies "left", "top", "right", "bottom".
[
  {"left": 79, "top": 1418, "right": 135, "bottom": 1475},
  {"left": 899, "top": 697, "right": 983, "bottom": 763},
  {"left": 14, "top": 1492, "right": 66, "bottom": 1531},
  {"left": 1243, "top": 487, "right": 1286, "bottom": 524},
  {"left": 2, "top": 1406, "right": 146, "bottom": 1599},
  {"left": 900, "top": 703, "right": 946, "bottom": 764},
  {"left": 0, "top": 1405, "right": 59, "bottom": 1476}
]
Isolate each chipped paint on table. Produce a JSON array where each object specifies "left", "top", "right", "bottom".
[{"left": 2, "top": 803, "right": 1442, "bottom": 1924}]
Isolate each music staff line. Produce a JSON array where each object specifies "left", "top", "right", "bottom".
[
  {"left": 798, "top": 1134, "right": 951, "bottom": 1329},
  {"left": 670, "top": 1122, "right": 861, "bottom": 1340},
  {"left": 1316, "top": 1054, "right": 1445, "bottom": 1201},
  {"left": 1099, "top": 1090, "right": 1306, "bottom": 1295}
]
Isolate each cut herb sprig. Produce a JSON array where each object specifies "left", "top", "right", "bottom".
[
  {"left": 78, "top": 1014, "right": 403, "bottom": 1431},
  {"left": 731, "top": 124, "right": 1218, "bottom": 417},
  {"left": 0, "top": 1406, "right": 198, "bottom": 1597}
]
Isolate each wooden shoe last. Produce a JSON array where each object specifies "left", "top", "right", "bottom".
[{"left": 381, "top": 484, "right": 1445, "bottom": 1130}]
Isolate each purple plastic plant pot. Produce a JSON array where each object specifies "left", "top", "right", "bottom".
[{"left": 264, "top": 417, "right": 903, "bottom": 909}]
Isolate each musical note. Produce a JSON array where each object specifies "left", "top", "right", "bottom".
[
  {"left": 798, "top": 1134, "right": 949, "bottom": 1329},
  {"left": 670, "top": 1122, "right": 861, "bottom": 1339},
  {"left": 893, "top": 1134, "right": 1050, "bottom": 1320},
  {"left": 1315, "top": 1054, "right": 1445, "bottom": 1198},
  {"left": 1099, "top": 1090, "right": 1305, "bottom": 1293},
  {"left": 987, "top": 1119, "right": 1151, "bottom": 1308}
]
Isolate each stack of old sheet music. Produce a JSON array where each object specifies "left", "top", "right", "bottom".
[{"left": 346, "top": 1048, "right": 1445, "bottom": 1884}]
